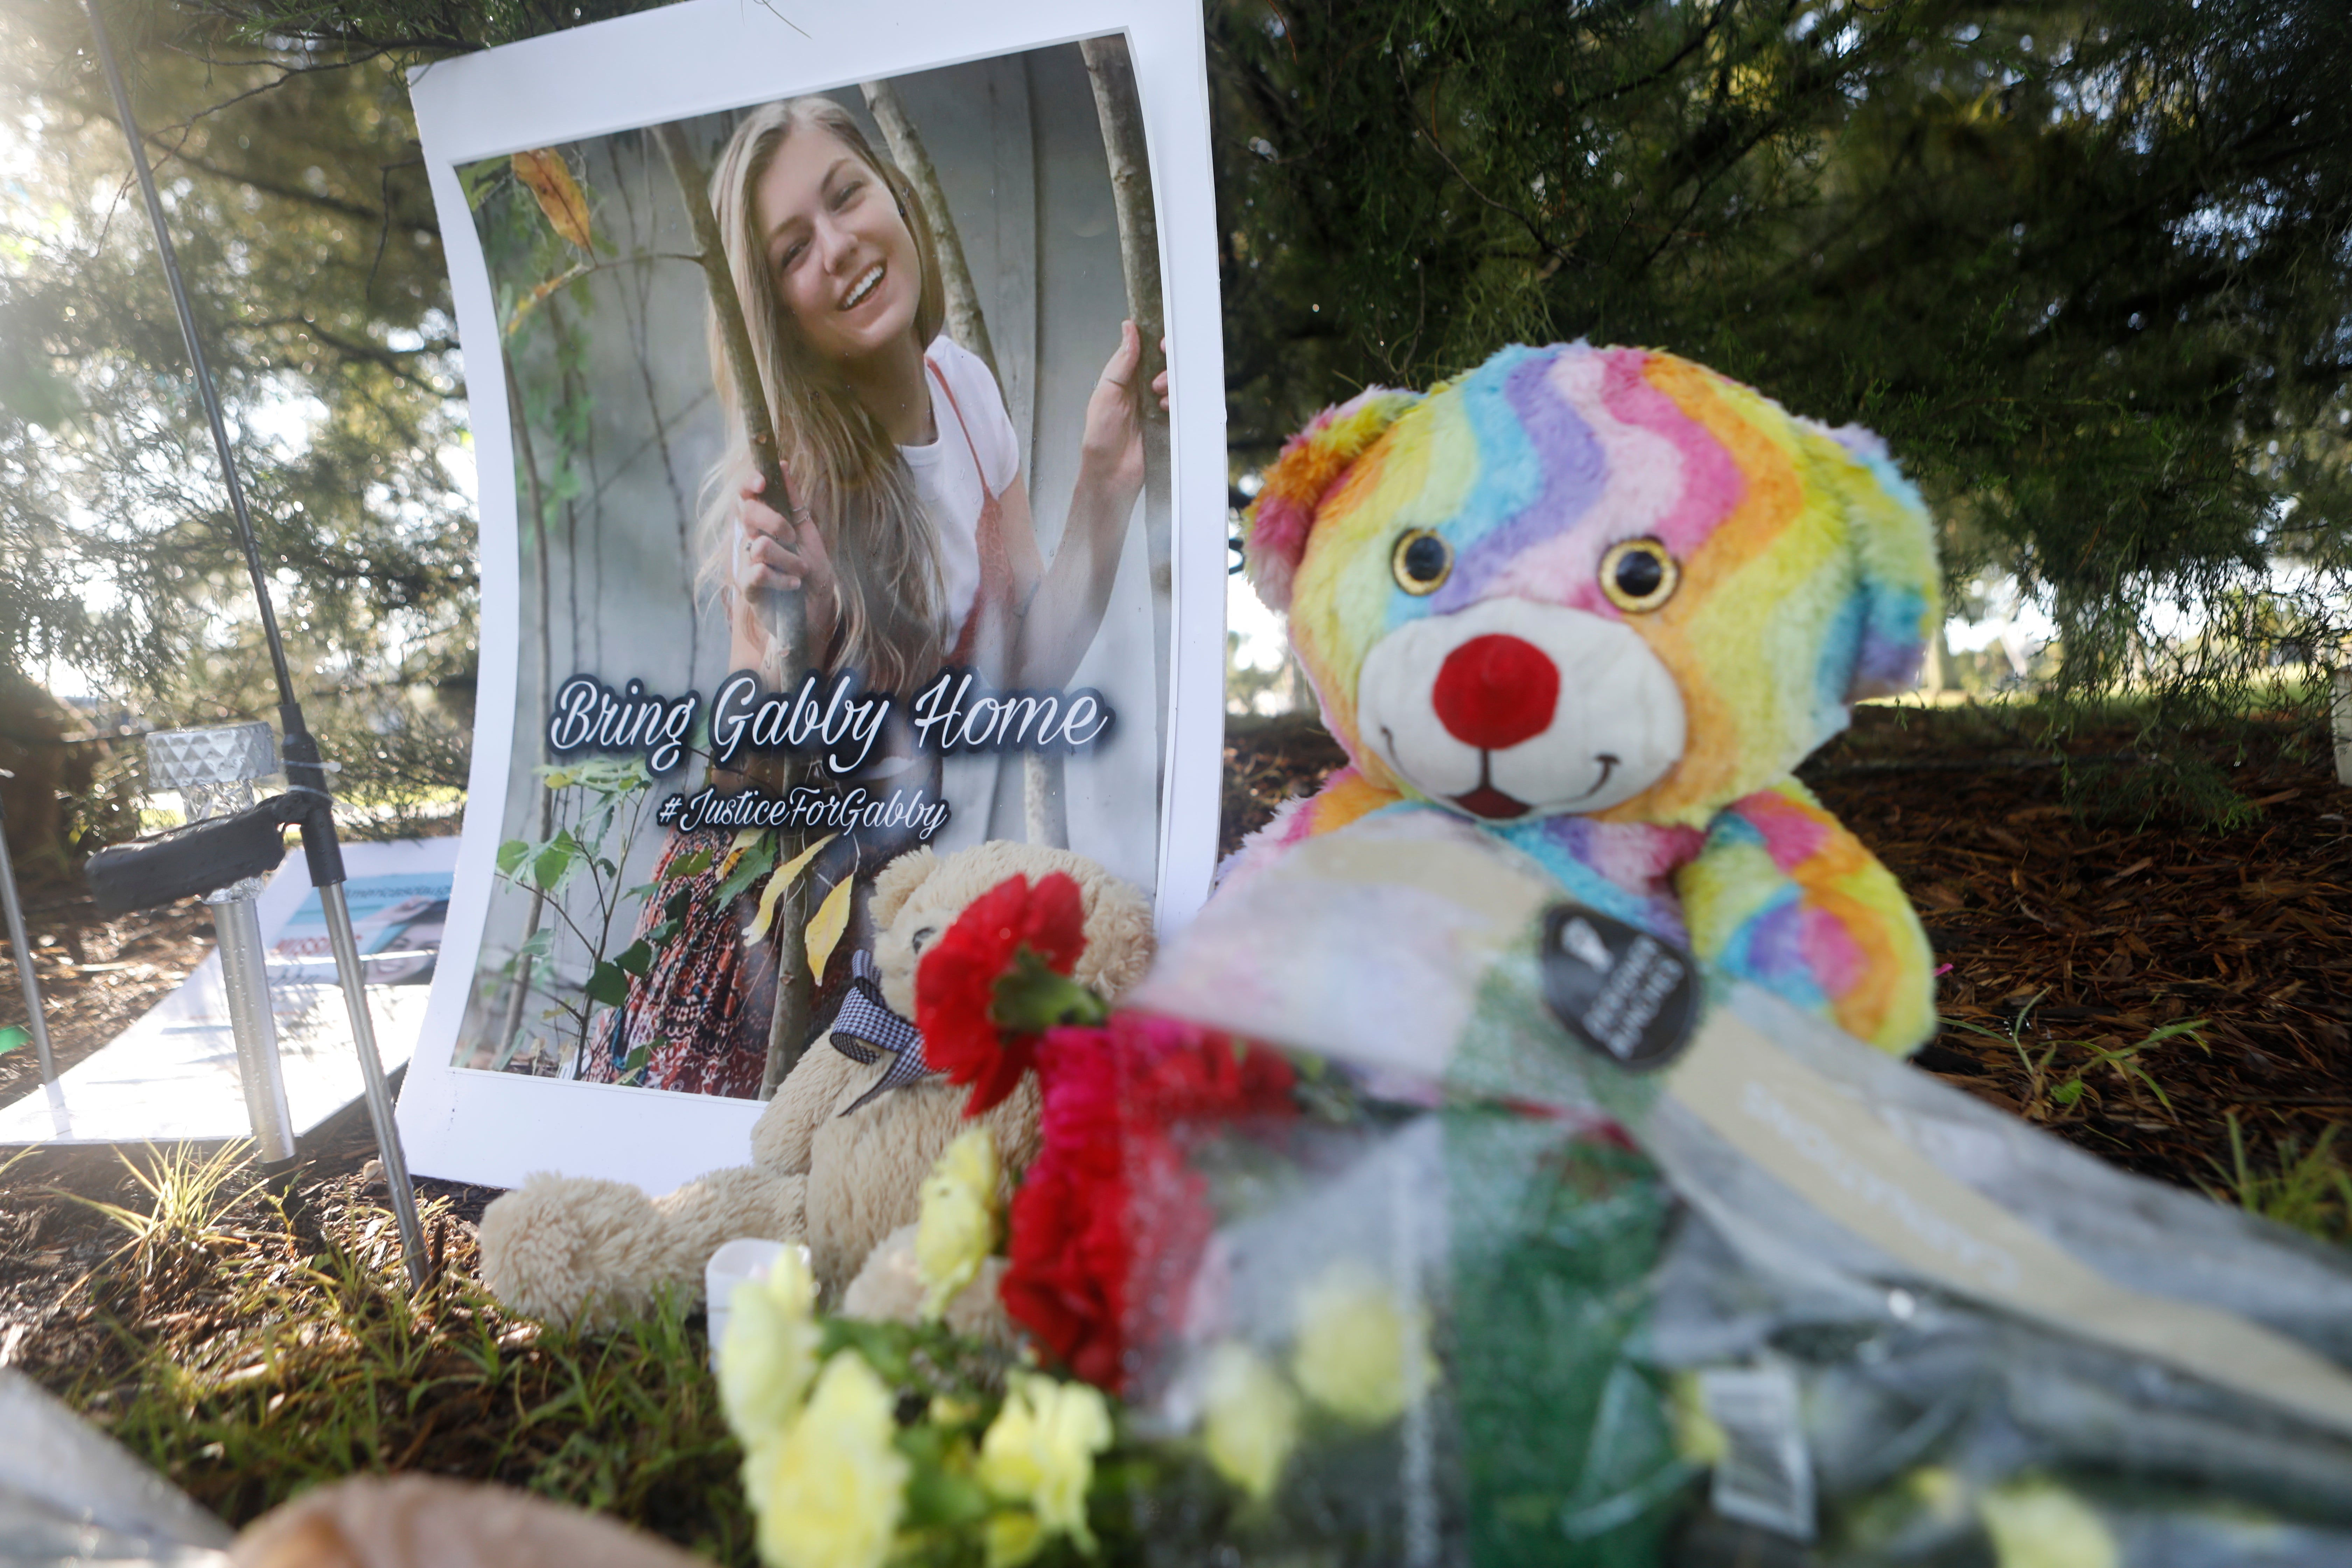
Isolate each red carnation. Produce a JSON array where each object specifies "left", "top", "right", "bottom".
[
  {"left": 1120, "top": 1014, "right": 1299, "bottom": 1126},
  {"left": 916, "top": 871, "right": 1094, "bottom": 1116},
  {"left": 997, "top": 1015, "right": 1300, "bottom": 1394}
]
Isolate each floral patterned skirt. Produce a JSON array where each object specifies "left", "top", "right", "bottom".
[{"left": 583, "top": 827, "right": 883, "bottom": 1098}]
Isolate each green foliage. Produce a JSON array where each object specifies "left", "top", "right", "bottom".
[
  {"left": 66, "top": 1142, "right": 265, "bottom": 1317},
  {"left": 710, "top": 834, "right": 773, "bottom": 904},
  {"left": 2211, "top": 1117, "right": 2352, "bottom": 1245},
  {"left": 2062, "top": 745, "right": 2256, "bottom": 832},
  {"left": 1948, "top": 994, "right": 2208, "bottom": 1122},
  {"left": 490, "top": 756, "right": 663, "bottom": 1073},
  {"left": 1211, "top": 0, "right": 2352, "bottom": 695},
  {"left": 0, "top": 0, "right": 475, "bottom": 818}
]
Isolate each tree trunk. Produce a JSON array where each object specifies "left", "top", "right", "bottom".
[
  {"left": 652, "top": 121, "right": 812, "bottom": 1097},
  {"left": 861, "top": 79, "right": 997, "bottom": 381},
  {"left": 1924, "top": 620, "right": 1954, "bottom": 700},
  {"left": 1080, "top": 35, "right": 1172, "bottom": 771}
]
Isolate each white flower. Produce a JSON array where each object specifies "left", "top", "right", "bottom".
[
  {"left": 915, "top": 1126, "right": 1001, "bottom": 1320},
  {"left": 1200, "top": 1340, "right": 1299, "bottom": 1502},
  {"left": 749, "top": 1351, "right": 910, "bottom": 1568}
]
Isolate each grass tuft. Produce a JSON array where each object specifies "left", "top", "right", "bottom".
[
  {"left": 47, "top": 1146, "right": 754, "bottom": 1562},
  {"left": 2209, "top": 1118, "right": 2352, "bottom": 1246},
  {"left": 64, "top": 1142, "right": 266, "bottom": 1318}
]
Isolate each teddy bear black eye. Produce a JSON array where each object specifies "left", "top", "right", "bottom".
[
  {"left": 910, "top": 926, "right": 937, "bottom": 955},
  {"left": 1599, "top": 538, "right": 1679, "bottom": 613},
  {"left": 1391, "top": 529, "right": 1452, "bottom": 595}
]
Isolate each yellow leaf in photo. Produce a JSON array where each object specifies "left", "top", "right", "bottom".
[
  {"left": 804, "top": 874, "right": 855, "bottom": 981},
  {"left": 504, "top": 261, "right": 590, "bottom": 337},
  {"left": 511, "top": 148, "right": 595, "bottom": 250},
  {"left": 713, "top": 826, "right": 766, "bottom": 885},
  {"left": 746, "top": 832, "right": 838, "bottom": 944}
]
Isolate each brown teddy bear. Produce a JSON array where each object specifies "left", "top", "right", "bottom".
[{"left": 477, "top": 840, "right": 1155, "bottom": 1330}]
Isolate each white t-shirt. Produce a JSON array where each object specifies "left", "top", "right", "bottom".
[{"left": 898, "top": 337, "right": 1019, "bottom": 636}]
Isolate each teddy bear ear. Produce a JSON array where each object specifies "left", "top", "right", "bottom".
[
  {"left": 1816, "top": 422, "right": 1942, "bottom": 702},
  {"left": 869, "top": 847, "right": 937, "bottom": 930},
  {"left": 1245, "top": 386, "right": 1423, "bottom": 613}
]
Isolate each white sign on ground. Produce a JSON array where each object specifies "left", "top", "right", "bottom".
[{"left": 0, "top": 839, "right": 459, "bottom": 1149}]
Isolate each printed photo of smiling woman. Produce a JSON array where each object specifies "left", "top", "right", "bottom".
[{"left": 574, "top": 85, "right": 1167, "bottom": 1098}]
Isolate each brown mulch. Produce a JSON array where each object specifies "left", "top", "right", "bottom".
[
  {"left": 1221, "top": 703, "right": 2352, "bottom": 1201},
  {"left": 1809, "top": 708, "right": 2352, "bottom": 1198}
]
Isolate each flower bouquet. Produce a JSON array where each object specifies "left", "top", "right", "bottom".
[{"left": 720, "top": 814, "right": 2352, "bottom": 1568}]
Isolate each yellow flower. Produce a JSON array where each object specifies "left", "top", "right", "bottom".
[
  {"left": 978, "top": 1372, "right": 1114, "bottom": 1553},
  {"left": 1978, "top": 1479, "right": 2119, "bottom": 1568},
  {"left": 721, "top": 1245, "right": 822, "bottom": 1453},
  {"left": 1665, "top": 1371, "right": 1726, "bottom": 1465},
  {"left": 983, "top": 1510, "right": 1045, "bottom": 1568},
  {"left": 916, "top": 1126, "right": 1002, "bottom": 1320},
  {"left": 1289, "top": 1258, "right": 1432, "bottom": 1426},
  {"left": 749, "top": 1351, "right": 910, "bottom": 1568},
  {"left": 1200, "top": 1340, "right": 1299, "bottom": 1502},
  {"left": 1907, "top": 1466, "right": 1970, "bottom": 1528}
]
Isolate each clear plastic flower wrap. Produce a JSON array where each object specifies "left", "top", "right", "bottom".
[
  {"left": 1068, "top": 808, "right": 2352, "bottom": 1567},
  {"left": 711, "top": 817, "right": 2352, "bottom": 1567}
]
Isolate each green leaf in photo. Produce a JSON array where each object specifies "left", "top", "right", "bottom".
[
  {"left": 531, "top": 840, "right": 573, "bottom": 892},
  {"left": 0, "top": 1026, "right": 27, "bottom": 1057},
  {"left": 663, "top": 845, "right": 715, "bottom": 883},
  {"left": 584, "top": 959, "right": 632, "bottom": 1007},
  {"left": 713, "top": 833, "right": 778, "bottom": 905}
]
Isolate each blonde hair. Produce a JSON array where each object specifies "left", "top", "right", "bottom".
[{"left": 701, "top": 97, "right": 950, "bottom": 693}]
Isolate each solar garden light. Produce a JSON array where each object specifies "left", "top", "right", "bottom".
[
  {"left": 143, "top": 723, "right": 299, "bottom": 1177},
  {"left": 0, "top": 769, "right": 59, "bottom": 1091},
  {"left": 75, "top": 0, "right": 428, "bottom": 1289}
]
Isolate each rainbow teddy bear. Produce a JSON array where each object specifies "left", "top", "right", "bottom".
[{"left": 1233, "top": 341, "right": 1942, "bottom": 1054}]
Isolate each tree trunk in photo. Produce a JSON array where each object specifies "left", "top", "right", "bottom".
[
  {"left": 861, "top": 79, "right": 997, "bottom": 382},
  {"left": 1080, "top": 35, "right": 1172, "bottom": 769},
  {"left": 653, "top": 121, "right": 812, "bottom": 1097},
  {"left": 495, "top": 345, "right": 557, "bottom": 1070},
  {"left": 864, "top": 78, "right": 1072, "bottom": 848}
]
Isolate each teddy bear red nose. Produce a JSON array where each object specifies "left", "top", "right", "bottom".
[{"left": 1432, "top": 634, "right": 1560, "bottom": 751}]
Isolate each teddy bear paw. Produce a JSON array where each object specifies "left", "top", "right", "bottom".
[{"left": 478, "top": 1174, "right": 672, "bottom": 1331}]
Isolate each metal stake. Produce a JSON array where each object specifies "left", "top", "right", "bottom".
[
  {"left": 81, "top": 0, "right": 428, "bottom": 1289},
  {"left": 321, "top": 883, "right": 426, "bottom": 1256},
  {"left": 212, "top": 895, "right": 297, "bottom": 1168},
  {"left": 0, "top": 781, "right": 59, "bottom": 1086},
  {"left": 146, "top": 724, "right": 298, "bottom": 1172}
]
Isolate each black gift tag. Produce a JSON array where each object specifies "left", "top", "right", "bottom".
[{"left": 1539, "top": 903, "right": 1700, "bottom": 1071}]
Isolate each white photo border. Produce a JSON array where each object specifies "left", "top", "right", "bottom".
[{"left": 400, "top": 0, "right": 1226, "bottom": 1192}]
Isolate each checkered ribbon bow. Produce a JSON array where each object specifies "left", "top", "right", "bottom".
[{"left": 828, "top": 948, "right": 937, "bottom": 1116}]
